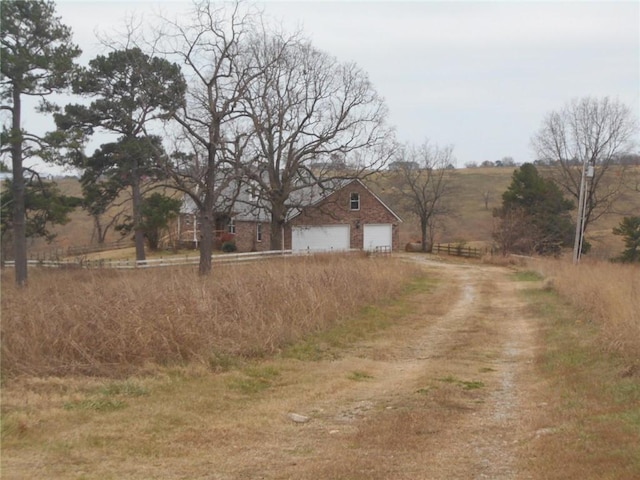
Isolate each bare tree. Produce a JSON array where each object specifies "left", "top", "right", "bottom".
[
  {"left": 492, "top": 206, "right": 530, "bottom": 256},
  {"left": 388, "top": 140, "right": 456, "bottom": 252},
  {"left": 531, "top": 97, "right": 638, "bottom": 239},
  {"left": 238, "top": 30, "right": 394, "bottom": 250},
  {"left": 156, "top": 1, "right": 261, "bottom": 275},
  {"left": 482, "top": 191, "right": 491, "bottom": 210}
]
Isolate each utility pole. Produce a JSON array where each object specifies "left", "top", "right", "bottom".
[{"left": 572, "top": 160, "right": 594, "bottom": 263}]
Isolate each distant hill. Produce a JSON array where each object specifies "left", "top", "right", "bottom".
[
  {"left": 374, "top": 166, "right": 639, "bottom": 260},
  {"left": 22, "top": 166, "right": 639, "bottom": 261}
]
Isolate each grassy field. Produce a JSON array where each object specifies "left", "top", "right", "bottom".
[
  {"left": 519, "top": 260, "right": 640, "bottom": 479},
  {"left": 531, "top": 258, "right": 640, "bottom": 362},
  {"left": 1, "top": 254, "right": 424, "bottom": 378},
  {"left": 23, "top": 166, "right": 639, "bottom": 261},
  {"left": 2, "top": 254, "right": 638, "bottom": 478},
  {"left": 398, "top": 166, "right": 639, "bottom": 258}
]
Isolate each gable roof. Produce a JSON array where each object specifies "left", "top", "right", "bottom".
[
  {"left": 286, "top": 178, "right": 403, "bottom": 223},
  {"left": 180, "top": 177, "right": 402, "bottom": 224}
]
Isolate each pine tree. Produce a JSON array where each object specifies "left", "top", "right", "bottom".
[
  {"left": 613, "top": 216, "right": 640, "bottom": 263},
  {"left": 1, "top": 0, "right": 81, "bottom": 285},
  {"left": 54, "top": 48, "right": 185, "bottom": 262},
  {"left": 494, "top": 163, "right": 575, "bottom": 255}
]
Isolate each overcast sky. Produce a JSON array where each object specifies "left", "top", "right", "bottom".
[{"left": 30, "top": 1, "right": 640, "bottom": 172}]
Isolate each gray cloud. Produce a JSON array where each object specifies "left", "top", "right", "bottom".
[{"left": 24, "top": 1, "right": 640, "bottom": 172}]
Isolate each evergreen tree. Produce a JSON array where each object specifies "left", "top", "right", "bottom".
[
  {"left": 116, "top": 193, "right": 181, "bottom": 251},
  {"left": 1, "top": 0, "right": 81, "bottom": 285},
  {"left": 1, "top": 176, "right": 80, "bottom": 264},
  {"left": 494, "top": 163, "right": 575, "bottom": 255},
  {"left": 54, "top": 48, "right": 185, "bottom": 262},
  {"left": 613, "top": 216, "right": 640, "bottom": 263}
]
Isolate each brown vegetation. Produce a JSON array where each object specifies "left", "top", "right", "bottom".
[
  {"left": 521, "top": 260, "right": 640, "bottom": 479},
  {"left": 0, "top": 254, "right": 423, "bottom": 378},
  {"left": 532, "top": 258, "right": 640, "bottom": 363},
  {"left": 2, "top": 255, "right": 638, "bottom": 479}
]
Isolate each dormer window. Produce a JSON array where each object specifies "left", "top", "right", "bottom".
[{"left": 350, "top": 192, "right": 360, "bottom": 211}]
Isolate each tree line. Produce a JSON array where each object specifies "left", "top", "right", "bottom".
[
  {"left": 2, "top": 1, "right": 639, "bottom": 287},
  {"left": 2, "top": 0, "right": 394, "bottom": 283}
]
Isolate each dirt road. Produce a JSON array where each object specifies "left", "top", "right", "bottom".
[
  {"left": 190, "top": 255, "right": 543, "bottom": 479},
  {"left": 3, "top": 255, "right": 547, "bottom": 479}
]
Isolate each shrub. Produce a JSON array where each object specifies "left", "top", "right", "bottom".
[{"left": 221, "top": 241, "right": 237, "bottom": 253}]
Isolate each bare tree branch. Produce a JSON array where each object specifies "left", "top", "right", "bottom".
[
  {"left": 386, "top": 140, "right": 456, "bottom": 252},
  {"left": 531, "top": 96, "right": 638, "bottom": 235}
]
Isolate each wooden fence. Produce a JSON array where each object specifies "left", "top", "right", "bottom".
[
  {"left": 3, "top": 250, "right": 298, "bottom": 270},
  {"left": 432, "top": 243, "right": 484, "bottom": 259},
  {"left": 65, "top": 241, "right": 135, "bottom": 257}
]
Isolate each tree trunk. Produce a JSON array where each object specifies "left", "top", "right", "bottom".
[
  {"left": 11, "top": 88, "right": 27, "bottom": 287},
  {"left": 269, "top": 202, "right": 285, "bottom": 251},
  {"left": 198, "top": 143, "right": 218, "bottom": 276},
  {"left": 93, "top": 215, "right": 106, "bottom": 244},
  {"left": 131, "top": 159, "right": 146, "bottom": 262},
  {"left": 198, "top": 209, "right": 214, "bottom": 276},
  {"left": 420, "top": 217, "right": 429, "bottom": 253}
]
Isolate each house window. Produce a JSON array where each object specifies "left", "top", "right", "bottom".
[
  {"left": 350, "top": 192, "right": 360, "bottom": 211},
  {"left": 228, "top": 218, "right": 236, "bottom": 234},
  {"left": 256, "top": 223, "right": 263, "bottom": 242}
]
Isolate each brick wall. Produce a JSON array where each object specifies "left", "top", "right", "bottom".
[
  {"left": 233, "top": 220, "right": 270, "bottom": 252},
  {"left": 284, "top": 180, "right": 401, "bottom": 251},
  {"left": 174, "top": 180, "right": 401, "bottom": 253}
]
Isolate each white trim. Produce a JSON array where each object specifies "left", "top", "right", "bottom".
[{"left": 350, "top": 192, "right": 360, "bottom": 211}]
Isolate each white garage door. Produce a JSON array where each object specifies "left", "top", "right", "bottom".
[
  {"left": 363, "top": 224, "right": 392, "bottom": 251},
  {"left": 292, "top": 225, "right": 350, "bottom": 253}
]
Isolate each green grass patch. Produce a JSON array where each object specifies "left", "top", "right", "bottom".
[
  {"left": 514, "top": 270, "right": 544, "bottom": 282},
  {"left": 460, "top": 380, "right": 485, "bottom": 390},
  {"left": 437, "top": 375, "right": 457, "bottom": 384},
  {"left": 60, "top": 380, "right": 149, "bottom": 412},
  {"left": 208, "top": 350, "right": 241, "bottom": 372},
  {"left": 348, "top": 371, "right": 373, "bottom": 381},
  {"left": 436, "top": 376, "right": 484, "bottom": 390},
  {"left": 226, "top": 365, "right": 281, "bottom": 395},
  {"left": 244, "top": 365, "right": 280, "bottom": 380},
  {"left": 63, "top": 398, "right": 126, "bottom": 412},
  {"left": 283, "top": 274, "right": 433, "bottom": 362},
  {"left": 608, "top": 379, "right": 640, "bottom": 405},
  {"left": 97, "top": 381, "right": 149, "bottom": 398}
]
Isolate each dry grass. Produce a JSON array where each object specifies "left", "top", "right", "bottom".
[
  {"left": 522, "top": 281, "right": 640, "bottom": 479},
  {"left": 1, "top": 254, "right": 423, "bottom": 379},
  {"left": 531, "top": 258, "right": 640, "bottom": 363}
]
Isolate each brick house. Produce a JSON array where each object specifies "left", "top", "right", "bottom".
[
  {"left": 175, "top": 178, "right": 401, "bottom": 253},
  {"left": 175, "top": 195, "right": 271, "bottom": 252},
  {"left": 284, "top": 178, "right": 402, "bottom": 252}
]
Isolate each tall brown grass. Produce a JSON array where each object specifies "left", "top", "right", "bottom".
[
  {"left": 532, "top": 258, "right": 640, "bottom": 363},
  {"left": 1, "top": 254, "right": 423, "bottom": 378}
]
